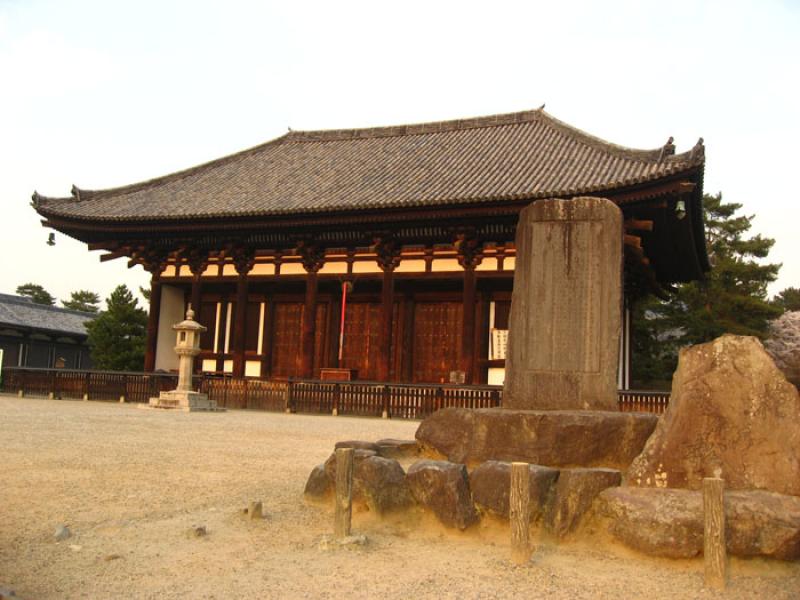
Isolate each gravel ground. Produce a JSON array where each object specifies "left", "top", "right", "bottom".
[{"left": 1, "top": 394, "right": 798, "bottom": 599}]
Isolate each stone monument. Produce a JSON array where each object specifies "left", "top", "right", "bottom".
[
  {"left": 147, "top": 307, "right": 223, "bottom": 412},
  {"left": 503, "top": 197, "right": 622, "bottom": 411}
]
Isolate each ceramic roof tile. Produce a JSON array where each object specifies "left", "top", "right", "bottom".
[{"left": 33, "top": 109, "right": 704, "bottom": 223}]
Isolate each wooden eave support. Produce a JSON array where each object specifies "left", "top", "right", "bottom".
[
  {"left": 624, "top": 234, "right": 642, "bottom": 250},
  {"left": 99, "top": 248, "right": 130, "bottom": 262},
  {"left": 624, "top": 219, "right": 654, "bottom": 232}
]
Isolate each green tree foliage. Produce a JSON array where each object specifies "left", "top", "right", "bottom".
[
  {"left": 632, "top": 193, "right": 782, "bottom": 386},
  {"left": 62, "top": 290, "right": 101, "bottom": 313},
  {"left": 85, "top": 285, "right": 148, "bottom": 371},
  {"left": 16, "top": 282, "right": 55, "bottom": 305},
  {"left": 139, "top": 285, "right": 151, "bottom": 303},
  {"left": 773, "top": 287, "right": 800, "bottom": 312}
]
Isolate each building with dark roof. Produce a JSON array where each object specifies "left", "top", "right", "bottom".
[
  {"left": 0, "top": 293, "right": 94, "bottom": 370},
  {"left": 32, "top": 108, "right": 708, "bottom": 386}
]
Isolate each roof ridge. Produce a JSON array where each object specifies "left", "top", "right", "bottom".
[
  {"left": 284, "top": 108, "right": 703, "bottom": 166},
  {"left": 0, "top": 294, "right": 97, "bottom": 318},
  {"left": 536, "top": 110, "right": 701, "bottom": 164},
  {"left": 284, "top": 108, "right": 545, "bottom": 142}
]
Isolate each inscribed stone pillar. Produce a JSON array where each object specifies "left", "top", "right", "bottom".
[{"left": 503, "top": 197, "right": 622, "bottom": 411}]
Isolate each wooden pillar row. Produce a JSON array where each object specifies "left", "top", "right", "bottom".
[
  {"left": 232, "top": 247, "right": 255, "bottom": 378},
  {"left": 457, "top": 233, "right": 483, "bottom": 384},
  {"left": 144, "top": 270, "right": 164, "bottom": 372},
  {"left": 375, "top": 237, "right": 401, "bottom": 382},
  {"left": 298, "top": 241, "right": 324, "bottom": 379}
]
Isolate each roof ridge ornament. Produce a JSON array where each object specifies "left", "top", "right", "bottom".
[
  {"left": 690, "top": 137, "right": 705, "bottom": 162},
  {"left": 70, "top": 185, "right": 81, "bottom": 201},
  {"left": 658, "top": 137, "right": 675, "bottom": 161}
]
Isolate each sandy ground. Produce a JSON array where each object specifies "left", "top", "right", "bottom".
[{"left": 1, "top": 395, "right": 798, "bottom": 599}]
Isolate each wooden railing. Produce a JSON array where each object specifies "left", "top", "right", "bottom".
[
  {"left": 1, "top": 367, "right": 670, "bottom": 416},
  {"left": 617, "top": 389, "right": 671, "bottom": 414},
  {"left": 288, "top": 380, "right": 503, "bottom": 420}
]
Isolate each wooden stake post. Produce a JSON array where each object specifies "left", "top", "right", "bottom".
[
  {"left": 703, "top": 477, "right": 726, "bottom": 590},
  {"left": 510, "top": 462, "right": 531, "bottom": 564},
  {"left": 334, "top": 448, "right": 354, "bottom": 538}
]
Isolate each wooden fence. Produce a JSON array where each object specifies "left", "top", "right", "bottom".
[{"left": 1, "top": 367, "right": 669, "bottom": 417}]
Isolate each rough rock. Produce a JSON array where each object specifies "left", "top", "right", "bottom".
[
  {"left": 470, "top": 461, "right": 559, "bottom": 520},
  {"left": 355, "top": 456, "right": 413, "bottom": 515},
  {"left": 503, "top": 197, "right": 622, "bottom": 411},
  {"left": 334, "top": 440, "right": 380, "bottom": 452},
  {"left": 416, "top": 408, "right": 657, "bottom": 469},
  {"left": 406, "top": 460, "right": 479, "bottom": 530},
  {"left": 627, "top": 335, "right": 800, "bottom": 496},
  {"left": 597, "top": 487, "right": 800, "bottom": 560},
  {"left": 304, "top": 464, "right": 332, "bottom": 498},
  {"left": 54, "top": 524, "right": 71, "bottom": 541},
  {"left": 765, "top": 311, "right": 800, "bottom": 388},
  {"left": 311, "top": 451, "right": 411, "bottom": 514},
  {"left": 595, "top": 487, "right": 703, "bottom": 558},
  {"left": 545, "top": 468, "right": 621, "bottom": 538},
  {"left": 375, "top": 438, "right": 420, "bottom": 459},
  {"left": 323, "top": 449, "right": 378, "bottom": 481}
]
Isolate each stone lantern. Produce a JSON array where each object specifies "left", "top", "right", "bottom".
[{"left": 147, "top": 307, "right": 223, "bottom": 412}]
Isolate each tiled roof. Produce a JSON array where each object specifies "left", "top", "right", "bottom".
[
  {"left": 33, "top": 108, "right": 704, "bottom": 223},
  {"left": 0, "top": 294, "right": 94, "bottom": 337}
]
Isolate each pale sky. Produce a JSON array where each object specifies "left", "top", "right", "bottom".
[{"left": 1, "top": 0, "right": 798, "bottom": 308}]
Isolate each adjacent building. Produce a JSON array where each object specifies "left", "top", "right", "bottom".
[
  {"left": 0, "top": 293, "right": 94, "bottom": 370},
  {"left": 32, "top": 108, "right": 708, "bottom": 386}
]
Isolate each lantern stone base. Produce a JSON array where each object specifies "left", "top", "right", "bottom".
[{"left": 145, "top": 390, "right": 225, "bottom": 412}]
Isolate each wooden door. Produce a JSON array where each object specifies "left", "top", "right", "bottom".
[
  {"left": 340, "top": 302, "right": 381, "bottom": 380},
  {"left": 271, "top": 302, "right": 303, "bottom": 378},
  {"left": 412, "top": 301, "right": 463, "bottom": 383},
  {"left": 271, "top": 301, "right": 328, "bottom": 378}
]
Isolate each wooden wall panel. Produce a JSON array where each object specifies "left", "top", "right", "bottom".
[
  {"left": 271, "top": 302, "right": 303, "bottom": 378},
  {"left": 340, "top": 302, "right": 381, "bottom": 380},
  {"left": 412, "top": 302, "right": 463, "bottom": 383}
]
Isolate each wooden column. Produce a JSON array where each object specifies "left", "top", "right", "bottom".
[
  {"left": 461, "top": 265, "right": 477, "bottom": 382},
  {"left": 232, "top": 274, "right": 248, "bottom": 377},
  {"left": 301, "top": 270, "right": 318, "bottom": 378},
  {"left": 510, "top": 462, "right": 531, "bottom": 564},
  {"left": 457, "top": 233, "right": 482, "bottom": 384},
  {"left": 375, "top": 237, "right": 401, "bottom": 382},
  {"left": 261, "top": 289, "right": 276, "bottom": 378},
  {"left": 298, "top": 242, "right": 323, "bottom": 379},
  {"left": 144, "top": 275, "right": 162, "bottom": 372},
  {"left": 334, "top": 447, "right": 354, "bottom": 538},
  {"left": 186, "top": 248, "right": 208, "bottom": 315},
  {"left": 703, "top": 477, "right": 727, "bottom": 590},
  {"left": 232, "top": 248, "right": 254, "bottom": 378}
]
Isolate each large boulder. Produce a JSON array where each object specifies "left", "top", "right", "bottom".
[
  {"left": 627, "top": 335, "right": 800, "bottom": 496},
  {"left": 764, "top": 311, "right": 800, "bottom": 388},
  {"left": 304, "top": 464, "right": 332, "bottom": 498},
  {"left": 470, "top": 461, "right": 559, "bottom": 521},
  {"left": 406, "top": 460, "right": 479, "bottom": 530},
  {"left": 596, "top": 487, "right": 800, "bottom": 560},
  {"left": 416, "top": 408, "right": 657, "bottom": 469},
  {"left": 544, "top": 468, "right": 621, "bottom": 538}
]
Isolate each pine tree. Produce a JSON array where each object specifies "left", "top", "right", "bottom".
[
  {"left": 774, "top": 287, "right": 800, "bottom": 312},
  {"left": 631, "top": 193, "right": 782, "bottom": 386},
  {"left": 16, "top": 282, "right": 55, "bottom": 305},
  {"left": 62, "top": 290, "right": 101, "bottom": 313},
  {"left": 85, "top": 285, "right": 148, "bottom": 371}
]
